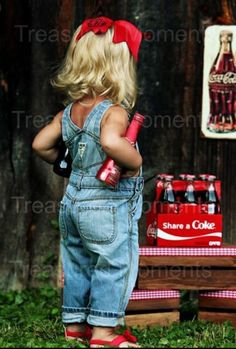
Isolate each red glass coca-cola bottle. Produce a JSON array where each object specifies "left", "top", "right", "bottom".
[
  {"left": 96, "top": 112, "right": 145, "bottom": 186},
  {"left": 207, "top": 30, "right": 236, "bottom": 133}
]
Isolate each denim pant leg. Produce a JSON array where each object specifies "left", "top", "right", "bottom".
[
  {"left": 72, "top": 194, "right": 142, "bottom": 327},
  {"left": 59, "top": 200, "right": 92, "bottom": 324},
  {"left": 118, "top": 194, "right": 142, "bottom": 316}
]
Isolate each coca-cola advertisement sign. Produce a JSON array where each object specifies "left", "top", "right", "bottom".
[
  {"left": 156, "top": 214, "right": 222, "bottom": 247},
  {"left": 201, "top": 25, "right": 236, "bottom": 139}
]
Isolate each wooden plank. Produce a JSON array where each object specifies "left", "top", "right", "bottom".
[
  {"left": 125, "top": 311, "right": 179, "bottom": 328},
  {"left": 198, "top": 311, "right": 236, "bottom": 327},
  {"left": 139, "top": 256, "right": 236, "bottom": 267},
  {"left": 138, "top": 268, "right": 236, "bottom": 290},
  {"left": 127, "top": 298, "right": 179, "bottom": 311},
  {"left": 199, "top": 297, "right": 236, "bottom": 310}
]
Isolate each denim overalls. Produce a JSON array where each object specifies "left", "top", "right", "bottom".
[{"left": 59, "top": 99, "right": 144, "bottom": 327}]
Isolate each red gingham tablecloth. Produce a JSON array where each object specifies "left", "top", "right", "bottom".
[
  {"left": 130, "top": 290, "right": 180, "bottom": 300},
  {"left": 199, "top": 290, "right": 236, "bottom": 299},
  {"left": 139, "top": 246, "right": 236, "bottom": 257}
]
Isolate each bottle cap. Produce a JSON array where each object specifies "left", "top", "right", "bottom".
[
  {"left": 208, "top": 175, "right": 216, "bottom": 181},
  {"left": 179, "top": 174, "right": 188, "bottom": 180},
  {"left": 156, "top": 173, "right": 168, "bottom": 180},
  {"left": 165, "top": 175, "right": 174, "bottom": 181},
  {"left": 199, "top": 173, "right": 210, "bottom": 180},
  {"left": 186, "top": 174, "right": 196, "bottom": 180}
]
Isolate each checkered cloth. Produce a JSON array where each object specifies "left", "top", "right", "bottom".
[
  {"left": 130, "top": 290, "right": 180, "bottom": 300},
  {"left": 139, "top": 246, "right": 236, "bottom": 256},
  {"left": 199, "top": 290, "right": 236, "bottom": 299}
]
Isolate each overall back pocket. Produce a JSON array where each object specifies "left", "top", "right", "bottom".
[{"left": 77, "top": 206, "right": 117, "bottom": 244}]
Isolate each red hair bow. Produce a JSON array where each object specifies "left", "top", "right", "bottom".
[{"left": 75, "top": 16, "right": 142, "bottom": 61}]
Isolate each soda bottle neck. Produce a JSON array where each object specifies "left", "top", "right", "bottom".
[
  {"left": 220, "top": 41, "right": 232, "bottom": 54},
  {"left": 125, "top": 113, "right": 145, "bottom": 143}
]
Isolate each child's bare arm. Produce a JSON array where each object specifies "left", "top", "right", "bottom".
[
  {"left": 100, "top": 106, "right": 142, "bottom": 171},
  {"left": 32, "top": 111, "right": 63, "bottom": 164}
]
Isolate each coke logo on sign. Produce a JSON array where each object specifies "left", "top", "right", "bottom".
[
  {"left": 209, "top": 72, "right": 236, "bottom": 84},
  {"left": 192, "top": 220, "right": 215, "bottom": 230}
]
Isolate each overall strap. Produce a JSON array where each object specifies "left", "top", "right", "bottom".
[
  {"left": 83, "top": 99, "right": 113, "bottom": 140},
  {"left": 61, "top": 103, "right": 73, "bottom": 143},
  {"left": 135, "top": 141, "right": 143, "bottom": 176}
]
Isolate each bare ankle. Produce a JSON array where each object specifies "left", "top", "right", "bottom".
[
  {"left": 92, "top": 326, "right": 115, "bottom": 339},
  {"left": 65, "top": 322, "right": 86, "bottom": 332}
]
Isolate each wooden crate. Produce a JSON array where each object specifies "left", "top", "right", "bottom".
[
  {"left": 138, "top": 246, "right": 236, "bottom": 290},
  {"left": 198, "top": 290, "right": 236, "bottom": 327},
  {"left": 125, "top": 311, "right": 180, "bottom": 328},
  {"left": 125, "top": 289, "right": 180, "bottom": 328}
]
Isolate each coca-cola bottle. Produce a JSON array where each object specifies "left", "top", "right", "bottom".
[
  {"left": 176, "top": 173, "right": 188, "bottom": 204},
  {"left": 180, "top": 174, "right": 198, "bottom": 213},
  {"left": 205, "top": 175, "right": 220, "bottom": 214},
  {"left": 159, "top": 175, "right": 178, "bottom": 213},
  {"left": 96, "top": 112, "right": 145, "bottom": 186},
  {"left": 197, "top": 173, "right": 208, "bottom": 205},
  {"left": 53, "top": 138, "right": 72, "bottom": 178},
  {"left": 154, "top": 173, "right": 167, "bottom": 202},
  {"left": 207, "top": 30, "right": 236, "bottom": 133},
  {"left": 184, "top": 175, "right": 196, "bottom": 204}
]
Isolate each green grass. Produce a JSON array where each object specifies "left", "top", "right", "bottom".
[{"left": 0, "top": 287, "right": 236, "bottom": 348}]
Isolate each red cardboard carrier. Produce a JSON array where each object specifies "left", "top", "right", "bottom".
[{"left": 146, "top": 179, "right": 223, "bottom": 247}]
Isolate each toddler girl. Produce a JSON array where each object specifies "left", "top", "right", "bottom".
[{"left": 32, "top": 16, "right": 143, "bottom": 348}]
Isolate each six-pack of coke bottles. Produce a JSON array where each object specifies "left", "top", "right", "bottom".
[
  {"left": 156, "top": 173, "right": 221, "bottom": 215},
  {"left": 146, "top": 173, "right": 223, "bottom": 247}
]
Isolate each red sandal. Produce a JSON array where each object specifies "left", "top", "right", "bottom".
[
  {"left": 90, "top": 329, "right": 139, "bottom": 347},
  {"left": 64, "top": 324, "right": 92, "bottom": 342}
]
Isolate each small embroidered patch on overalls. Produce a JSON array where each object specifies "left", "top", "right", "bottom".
[{"left": 78, "top": 142, "right": 87, "bottom": 158}]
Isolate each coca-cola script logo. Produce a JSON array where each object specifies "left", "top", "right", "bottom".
[{"left": 209, "top": 72, "right": 236, "bottom": 84}]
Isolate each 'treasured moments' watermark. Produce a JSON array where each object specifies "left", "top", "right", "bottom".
[
  {"left": 10, "top": 197, "right": 153, "bottom": 215},
  {"left": 139, "top": 265, "right": 212, "bottom": 280},
  {"left": 11, "top": 196, "right": 60, "bottom": 214},
  {"left": 11, "top": 110, "right": 200, "bottom": 130},
  {"left": 143, "top": 113, "right": 200, "bottom": 129},
  {"left": 8, "top": 260, "right": 213, "bottom": 282},
  {"left": 15, "top": 25, "right": 72, "bottom": 44},
  {"left": 12, "top": 110, "right": 53, "bottom": 129},
  {"left": 143, "top": 28, "right": 203, "bottom": 44},
  {"left": 14, "top": 25, "right": 204, "bottom": 44},
  {"left": 10, "top": 196, "right": 207, "bottom": 217}
]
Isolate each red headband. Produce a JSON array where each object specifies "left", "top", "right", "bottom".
[{"left": 75, "top": 16, "right": 142, "bottom": 61}]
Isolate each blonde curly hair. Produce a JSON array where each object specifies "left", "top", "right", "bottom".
[{"left": 51, "top": 25, "right": 138, "bottom": 111}]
